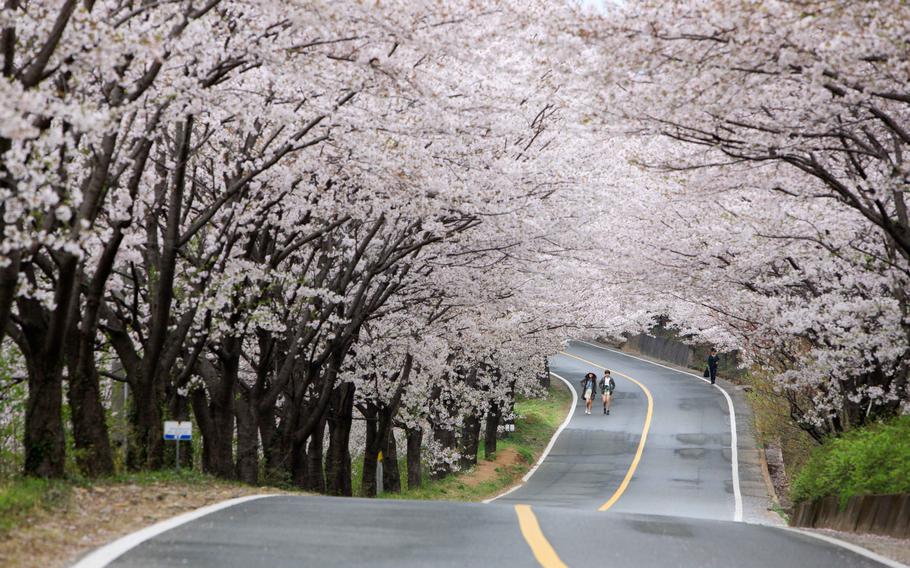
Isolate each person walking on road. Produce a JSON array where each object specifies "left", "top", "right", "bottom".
[
  {"left": 600, "top": 370, "right": 615, "bottom": 414},
  {"left": 581, "top": 372, "right": 597, "bottom": 414},
  {"left": 707, "top": 348, "right": 720, "bottom": 385}
]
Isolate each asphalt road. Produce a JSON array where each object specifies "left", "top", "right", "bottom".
[{"left": 82, "top": 341, "right": 898, "bottom": 568}]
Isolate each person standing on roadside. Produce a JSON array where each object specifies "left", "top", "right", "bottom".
[
  {"left": 600, "top": 370, "right": 616, "bottom": 415},
  {"left": 580, "top": 372, "right": 597, "bottom": 414},
  {"left": 707, "top": 348, "right": 720, "bottom": 385}
]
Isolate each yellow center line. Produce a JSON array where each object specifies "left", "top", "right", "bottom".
[
  {"left": 514, "top": 505, "right": 569, "bottom": 568},
  {"left": 557, "top": 350, "right": 654, "bottom": 512}
]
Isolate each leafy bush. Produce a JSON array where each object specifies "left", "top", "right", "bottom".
[{"left": 790, "top": 416, "right": 910, "bottom": 507}]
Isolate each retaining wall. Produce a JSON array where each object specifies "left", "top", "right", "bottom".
[
  {"left": 622, "top": 334, "right": 694, "bottom": 368},
  {"left": 790, "top": 494, "right": 910, "bottom": 539}
]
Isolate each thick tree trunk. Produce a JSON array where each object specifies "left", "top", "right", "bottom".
[
  {"left": 235, "top": 394, "right": 259, "bottom": 485},
  {"left": 326, "top": 382, "right": 354, "bottom": 496},
  {"left": 190, "top": 386, "right": 234, "bottom": 479},
  {"left": 290, "top": 437, "right": 308, "bottom": 488},
  {"left": 23, "top": 360, "right": 66, "bottom": 477},
  {"left": 129, "top": 377, "right": 164, "bottom": 470},
  {"left": 406, "top": 426, "right": 422, "bottom": 490},
  {"left": 67, "top": 363, "right": 114, "bottom": 476},
  {"left": 460, "top": 412, "right": 481, "bottom": 470},
  {"left": 208, "top": 396, "right": 235, "bottom": 478},
  {"left": 383, "top": 429, "right": 401, "bottom": 494},
  {"left": 305, "top": 417, "right": 326, "bottom": 493},
  {"left": 361, "top": 405, "right": 380, "bottom": 497},
  {"left": 484, "top": 405, "right": 501, "bottom": 460},
  {"left": 431, "top": 425, "right": 456, "bottom": 480},
  {"left": 260, "top": 408, "right": 286, "bottom": 484},
  {"left": 264, "top": 403, "right": 295, "bottom": 484}
]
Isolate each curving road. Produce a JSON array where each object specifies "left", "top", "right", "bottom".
[{"left": 75, "top": 341, "right": 902, "bottom": 568}]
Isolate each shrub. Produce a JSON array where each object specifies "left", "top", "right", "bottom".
[{"left": 790, "top": 416, "right": 910, "bottom": 507}]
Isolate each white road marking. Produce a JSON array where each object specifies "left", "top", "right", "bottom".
[
  {"left": 70, "top": 494, "right": 277, "bottom": 568},
  {"left": 483, "top": 372, "right": 577, "bottom": 503},
  {"left": 575, "top": 339, "right": 744, "bottom": 522},
  {"left": 784, "top": 528, "right": 910, "bottom": 568}
]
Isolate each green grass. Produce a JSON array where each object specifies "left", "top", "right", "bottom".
[
  {"left": 790, "top": 416, "right": 910, "bottom": 507},
  {"left": 379, "top": 381, "right": 572, "bottom": 502},
  {"left": 0, "top": 477, "right": 71, "bottom": 533}
]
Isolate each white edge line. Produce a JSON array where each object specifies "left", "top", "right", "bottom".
[
  {"left": 71, "top": 494, "right": 277, "bottom": 568},
  {"left": 575, "top": 339, "right": 743, "bottom": 522},
  {"left": 483, "top": 371, "right": 577, "bottom": 504},
  {"left": 783, "top": 528, "right": 910, "bottom": 568}
]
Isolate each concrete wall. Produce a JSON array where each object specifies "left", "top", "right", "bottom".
[
  {"left": 622, "top": 334, "right": 694, "bottom": 368},
  {"left": 790, "top": 494, "right": 910, "bottom": 539}
]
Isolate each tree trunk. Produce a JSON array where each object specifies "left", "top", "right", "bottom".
[
  {"left": 326, "top": 382, "right": 354, "bottom": 496},
  {"left": 406, "top": 426, "right": 422, "bottom": 490},
  {"left": 235, "top": 393, "right": 259, "bottom": 485},
  {"left": 23, "top": 360, "right": 66, "bottom": 477},
  {"left": 208, "top": 394, "right": 235, "bottom": 478},
  {"left": 305, "top": 417, "right": 326, "bottom": 493},
  {"left": 460, "top": 412, "right": 481, "bottom": 470},
  {"left": 190, "top": 386, "right": 234, "bottom": 479},
  {"left": 291, "top": 437, "right": 308, "bottom": 488},
  {"left": 264, "top": 403, "right": 295, "bottom": 485},
  {"left": 484, "top": 405, "right": 501, "bottom": 460},
  {"left": 66, "top": 363, "right": 114, "bottom": 476},
  {"left": 431, "top": 425, "right": 456, "bottom": 480},
  {"left": 361, "top": 404, "right": 380, "bottom": 497},
  {"left": 383, "top": 429, "right": 401, "bottom": 494},
  {"left": 130, "top": 377, "right": 164, "bottom": 470}
]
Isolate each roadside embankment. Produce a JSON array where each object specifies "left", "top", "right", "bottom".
[
  {"left": 0, "top": 471, "right": 300, "bottom": 568},
  {"left": 789, "top": 416, "right": 910, "bottom": 539}
]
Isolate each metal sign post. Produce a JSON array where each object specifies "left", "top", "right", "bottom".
[{"left": 163, "top": 421, "right": 193, "bottom": 470}]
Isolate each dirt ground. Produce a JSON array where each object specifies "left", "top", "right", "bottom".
[
  {"left": 0, "top": 482, "right": 288, "bottom": 568},
  {"left": 460, "top": 447, "right": 523, "bottom": 488}
]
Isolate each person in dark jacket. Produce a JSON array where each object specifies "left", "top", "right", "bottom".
[
  {"left": 580, "top": 372, "right": 597, "bottom": 414},
  {"left": 600, "top": 370, "right": 616, "bottom": 415},
  {"left": 707, "top": 348, "right": 720, "bottom": 385}
]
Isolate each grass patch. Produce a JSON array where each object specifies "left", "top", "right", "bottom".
[
  {"left": 380, "top": 381, "right": 572, "bottom": 502},
  {"left": 0, "top": 477, "right": 71, "bottom": 533},
  {"left": 790, "top": 416, "right": 910, "bottom": 507}
]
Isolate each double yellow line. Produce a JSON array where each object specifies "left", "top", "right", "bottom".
[{"left": 514, "top": 351, "right": 655, "bottom": 567}]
